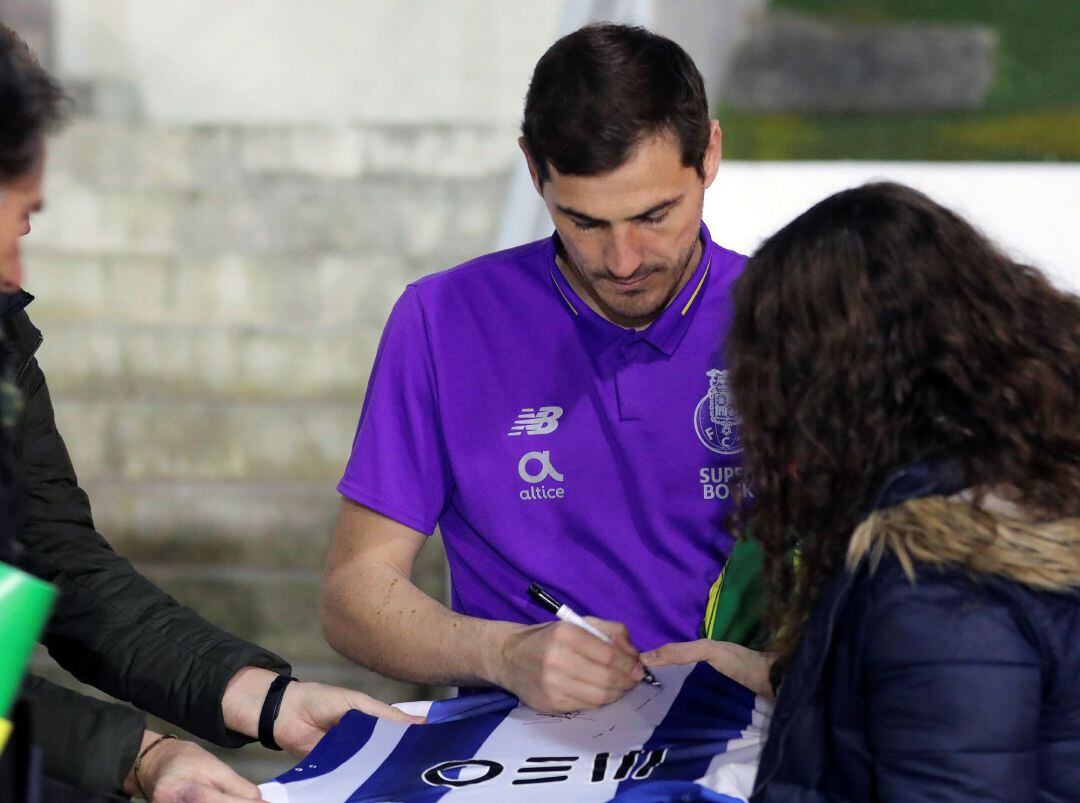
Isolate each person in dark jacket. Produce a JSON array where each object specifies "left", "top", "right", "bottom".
[
  {"left": 0, "top": 23, "right": 419, "bottom": 803},
  {"left": 721, "top": 182, "right": 1080, "bottom": 800}
]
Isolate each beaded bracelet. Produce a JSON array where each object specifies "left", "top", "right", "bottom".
[{"left": 133, "top": 732, "right": 177, "bottom": 800}]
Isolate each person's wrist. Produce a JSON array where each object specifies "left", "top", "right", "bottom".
[
  {"left": 480, "top": 621, "right": 526, "bottom": 689},
  {"left": 122, "top": 729, "right": 178, "bottom": 799},
  {"left": 122, "top": 730, "right": 157, "bottom": 798},
  {"left": 135, "top": 733, "right": 181, "bottom": 799},
  {"left": 257, "top": 673, "right": 297, "bottom": 750},
  {"left": 222, "top": 666, "right": 278, "bottom": 738}
]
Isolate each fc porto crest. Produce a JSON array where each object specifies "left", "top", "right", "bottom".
[{"left": 694, "top": 369, "right": 742, "bottom": 455}]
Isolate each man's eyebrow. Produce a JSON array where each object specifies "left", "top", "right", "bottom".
[
  {"left": 555, "top": 205, "right": 605, "bottom": 225},
  {"left": 629, "top": 196, "right": 682, "bottom": 220},
  {"left": 556, "top": 195, "right": 683, "bottom": 225}
]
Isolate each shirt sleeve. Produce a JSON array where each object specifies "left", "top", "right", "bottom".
[
  {"left": 864, "top": 568, "right": 1041, "bottom": 802},
  {"left": 338, "top": 286, "right": 453, "bottom": 535},
  {"left": 22, "top": 674, "right": 145, "bottom": 795}
]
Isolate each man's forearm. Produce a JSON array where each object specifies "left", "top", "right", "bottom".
[{"left": 321, "top": 557, "right": 522, "bottom": 688}]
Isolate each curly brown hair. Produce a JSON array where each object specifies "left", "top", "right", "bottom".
[{"left": 726, "top": 182, "right": 1080, "bottom": 670}]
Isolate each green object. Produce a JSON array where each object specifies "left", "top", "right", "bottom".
[
  {"left": 725, "top": 0, "right": 1080, "bottom": 161},
  {"left": 0, "top": 561, "right": 56, "bottom": 718},
  {"left": 701, "top": 536, "right": 770, "bottom": 649}
]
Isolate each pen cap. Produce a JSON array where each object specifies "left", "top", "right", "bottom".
[{"left": 527, "top": 583, "right": 562, "bottom": 614}]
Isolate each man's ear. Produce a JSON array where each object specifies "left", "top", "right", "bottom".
[
  {"left": 701, "top": 120, "right": 723, "bottom": 190},
  {"left": 518, "top": 136, "right": 545, "bottom": 197}
]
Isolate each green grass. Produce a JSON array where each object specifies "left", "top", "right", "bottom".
[{"left": 722, "top": 0, "right": 1080, "bottom": 160}]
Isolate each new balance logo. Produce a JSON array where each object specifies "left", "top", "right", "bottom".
[{"left": 508, "top": 406, "right": 563, "bottom": 436}]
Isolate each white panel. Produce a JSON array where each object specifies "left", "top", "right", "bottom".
[{"left": 704, "top": 162, "right": 1080, "bottom": 292}]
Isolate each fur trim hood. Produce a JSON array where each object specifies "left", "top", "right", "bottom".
[{"left": 847, "top": 493, "right": 1080, "bottom": 591}]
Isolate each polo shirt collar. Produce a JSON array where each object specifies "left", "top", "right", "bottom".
[{"left": 547, "top": 221, "right": 716, "bottom": 357}]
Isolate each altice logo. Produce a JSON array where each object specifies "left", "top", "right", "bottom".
[{"left": 517, "top": 451, "right": 565, "bottom": 500}]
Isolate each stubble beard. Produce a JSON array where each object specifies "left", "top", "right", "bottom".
[{"left": 565, "top": 234, "right": 701, "bottom": 328}]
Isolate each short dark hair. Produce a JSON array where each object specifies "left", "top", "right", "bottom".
[
  {"left": 522, "top": 23, "right": 710, "bottom": 183},
  {"left": 0, "top": 23, "right": 64, "bottom": 182}
]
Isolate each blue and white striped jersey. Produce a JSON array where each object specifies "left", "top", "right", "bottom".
[{"left": 260, "top": 663, "right": 769, "bottom": 802}]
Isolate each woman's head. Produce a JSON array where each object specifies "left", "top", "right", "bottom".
[{"left": 727, "top": 182, "right": 1080, "bottom": 658}]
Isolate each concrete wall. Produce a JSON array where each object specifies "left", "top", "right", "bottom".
[
  {"left": 52, "top": 0, "right": 766, "bottom": 126},
  {"left": 54, "top": 0, "right": 563, "bottom": 124}
]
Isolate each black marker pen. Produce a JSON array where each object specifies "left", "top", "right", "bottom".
[{"left": 528, "top": 583, "right": 662, "bottom": 688}]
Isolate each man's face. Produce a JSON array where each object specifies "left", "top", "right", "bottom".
[
  {"left": 0, "top": 148, "right": 45, "bottom": 292},
  {"left": 525, "top": 123, "right": 722, "bottom": 329}
]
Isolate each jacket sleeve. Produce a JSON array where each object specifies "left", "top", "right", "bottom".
[
  {"left": 17, "top": 347, "right": 291, "bottom": 747},
  {"left": 22, "top": 673, "right": 145, "bottom": 795},
  {"left": 863, "top": 566, "right": 1041, "bottom": 801}
]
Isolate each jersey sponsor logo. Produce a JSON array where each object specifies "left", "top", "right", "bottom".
[
  {"left": 508, "top": 406, "right": 564, "bottom": 436},
  {"left": 694, "top": 369, "right": 742, "bottom": 455},
  {"left": 699, "top": 465, "right": 753, "bottom": 501},
  {"left": 517, "top": 450, "right": 565, "bottom": 500},
  {"left": 421, "top": 749, "right": 669, "bottom": 789}
]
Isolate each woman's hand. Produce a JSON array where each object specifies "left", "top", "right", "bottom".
[{"left": 641, "top": 639, "right": 776, "bottom": 700}]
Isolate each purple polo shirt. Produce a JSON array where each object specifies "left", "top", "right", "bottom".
[{"left": 339, "top": 223, "right": 747, "bottom": 650}]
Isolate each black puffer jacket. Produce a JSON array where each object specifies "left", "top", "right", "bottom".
[{"left": 5, "top": 300, "right": 289, "bottom": 795}]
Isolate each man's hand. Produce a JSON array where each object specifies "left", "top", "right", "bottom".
[
  {"left": 322, "top": 502, "right": 649, "bottom": 701},
  {"left": 491, "top": 618, "right": 645, "bottom": 713},
  {"left": 125, "top": 732, "right": 265, "bottom": 802},
  {"left": 222, "top": 667, "right": 425, "bottom": 757},
  {"left": 641, "top": 639, "right": 776, "bottom": 700}
]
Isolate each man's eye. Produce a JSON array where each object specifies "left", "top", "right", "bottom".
[
  {"left": 572, "top": 219, "right": 600, "bottom": 231},
  {"left": 642, "top": 213, "right": 668, "bottom": 225}
]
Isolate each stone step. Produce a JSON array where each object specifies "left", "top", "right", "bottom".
[
  {"left": 24, "top": 251, "right": 409, "bottom": 330},
  {"left": 80, "top": 480, "right": 341, "bottom": 571},
  {"left": 52, "top": 396, "right": 362, "bottom": 482},
  {"left": 44, "top": 121, "right": 517, "bottom": 191},
  {"left": 80, "top": 479, "right": 451, "bottom": 578},
  {"left": 27, "top": 174, "right": 505, "bottom": 262},
  {"left": 32, "top": 320, "right": 381, "bottom": 402}
]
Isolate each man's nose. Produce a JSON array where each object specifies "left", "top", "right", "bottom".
[{"left": 604, "top": 226, "right": 644, "bottom": 278}]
